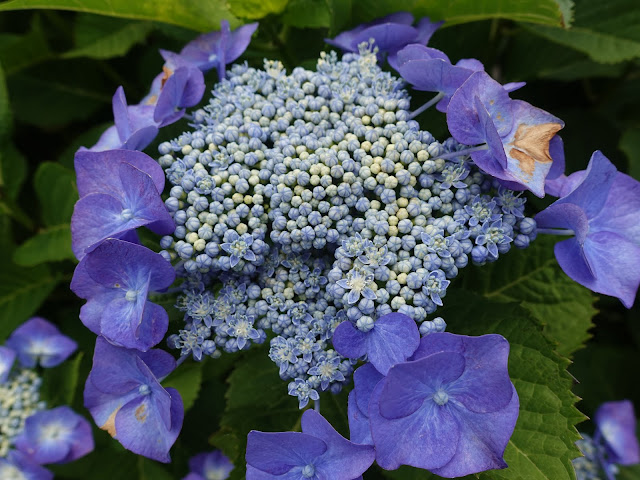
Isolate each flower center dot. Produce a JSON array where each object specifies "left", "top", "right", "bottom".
[
  {"left": 433, "top": 389, "right": 449, "bottom": 406},
  {"left": 301, "top": 464, "right": 315, "bottom": 478}
]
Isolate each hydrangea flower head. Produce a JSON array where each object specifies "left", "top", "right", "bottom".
[
  {"left": 246, "top": 409, "right": 375, "bottom": 479},
  {"left": 332, "top": 312, "right": 420, "bottom": 375},
  {"left": 447, "top": 71, "right": 563, "bottom": 197},
  {"left": 83, "top": 337, "right": 183, "bottom": 462},
  {"left": 5, "top": 317, "right": 76, "bottom": 369},
  {"left": 535, "top": 151, "right": 640, "bottom": 307},
  {"left": 13, "top": 406, "right": 94, "bottom": 465},
  {"left": 70, "top": 238, "right": 176, "bottom": 351},
  {"left": 183, "top": 450, "right": 234, "bottom": 480},
  {"left": 368, "top": 332, "right": 519, "bottom": 476},
  {"left": 594, "top": 400, "right": 640, "bottom": 466}
]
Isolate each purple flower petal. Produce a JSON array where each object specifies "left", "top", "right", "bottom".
[
  {"left": 75, "top": 149, "right": 165, "bottom": 198},
  {"left": 431, "top": 384, "right": 519, "bottom": 477},
  {"left": 595, "top": 400, "right": 640, "bottom": 465},
  {"left": 0, "top": 450, "right": 53, "bottom": 480},
  {"left": 368, "top": 313, "right": 421, "bottom": 375},
  {"left": 154, "top": 66, "right": 205, "bottom": 127},
  {"left": 0, "top": 345, "right": 16, "bottom": 383},
  {"left": 5, "top": 317, "right": 76, "bottom": 368},
  {"left": 348, "top": 389, "right": 372, "bottom": 445},
  {"left": 188, "top": 450, "right": 234, "bottom": 480},
  {"left": 332, "top": 321, "right": 367, "bottom": 359},
  {"left": 246, "top": 431, "right": 327, "bottom": 474},
  {"left": 300, "top": 409, "right": 375, "bottom": 479}
]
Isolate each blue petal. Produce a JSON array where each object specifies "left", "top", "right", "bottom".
[
  {"left": 364, "top": 312, "right": 420, "bottom": 375},
  {"left": 246, "top": 431, "right": 326, "bottom": 474},
  {"left": 332, "top": 321, "right": 367, "bottom": 359}
]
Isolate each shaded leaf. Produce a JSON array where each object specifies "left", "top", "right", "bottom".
[
  {"left": 525, "top": 0, "right": 640, "bottom": 63},
  {"left": 0, "top": 0, "right": 239, "bottom": 33},
  {"left": 0, "top": 14, "right": 52, "bottom": 75},
  {"left": 282, "top": 0, "right": 331, "bottom": 28},
  {"left": 13, "top": 224, "right": 73, "bottom": 266},
  {"left": 57, "top": 121, "right": 112, "bottom": 169},
  {"left": 461, "top": 236, "right": 596, "bottom": 357},
  {"left": 33, "top": 162, "right": 78, "bottom": 226},
  {"left": 229, "top": 0, "right": 289, "bottom": 20},
  {"left": 0, "top": 61, "right": 10, "bottom": 138},
  {"left": 162, "top": 360, "right": 204, "bottom": 412},
  {"left": 138, "top": 457, "right": 173, "bottom": 480},
  {"left": 0, "top": 260, "right": 61, "bottom": 342},
  {"left": 63, "top": 14, "right": 154, "bottom": 60},
  {"left": 620, "top": 127, "right": 640, "bottom": 181},
  {"left": 0, "top": 142, "right": 27, "bottom": 202},
  {"left": 324, "top": 0, "right": 352, "bottom": 36},
  {"left": 40, "top": 352, "right": 84, "bottom": 406},
  {"left": 440, "top": 291, "right": 584, "bottom": 480},
  {"left": 350, "top": 0, "right": 570, "bottom": 28}
]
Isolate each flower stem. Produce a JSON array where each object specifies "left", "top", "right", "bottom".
[
  {"left": 434, "top": 144, "right": 489, "bottom": 161},
  {"left": 409, "top": 92, "right": 444, "bottom": 119},
  {"left": 536, "top": 228, "right": 575, "bottom": 236}
]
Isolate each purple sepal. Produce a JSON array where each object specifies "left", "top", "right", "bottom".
[
  {"left": 333, "top": 313, "right": 420, "bottom": 375},
  {"left": 87, "top": 87, "right": 158, "bottom": 152},
  {"left": 154, "top": 66, "right": 205, "bottom": 127},
  {"left": 187, "top": 450, "right": 234, "bottom": 480},
  {"left": 347, "top": 364, "right": 384, "bottom": 446},
  {"left": 5, "top": 317, "right": 77, "bottom": 368},
  {"left": 179, "top": 20, "right": 258, "bottom": 79},
  {"left": 0, "top": 345, "right": 16, "bottom": 383},
  {"left": 594, "top": 400, "right": 640, "bottom": 465},
  {"left": 71, "top": 162, "right": 174, "bottom": 260},
  {"left": 448, "top": 71, "right": 563, "bottom": 197},
  {"left": 246, "top": 410, "right": 375, "bottom": 479},
  {"left": 70, "top": 238, "right": 175, "bottom": 351},
  {"left": 536, "top": 151, "right": 640, "bottom": 307},
  {"left": 75, "top": 149, "right": 165, "bottom": 198},
  {"left": 83, "top": 337, "right": 183, "bottom": 463},
  {"left": 0, "top": 450, "right": 53, "bottom": 480},
  {"left": 369, "top": 332, "right": 518, "bottom": 475},
  {"left": 13, "top": 406, "right": 94, "bottom": 464}
]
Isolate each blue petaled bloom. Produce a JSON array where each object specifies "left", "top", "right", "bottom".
[
  {"left": 421, "top": 230, "right": 452, "bottom": 258},
  {"left": 535, "top": 151, "right": 640, "bottom": 307},
  {"left": 594, "top": 400, "right": 640, "bottom": 468},
  {"left": 495, "top": 187, "right": 526, "bottom": 217},
  {"left": 0, "top": 345, "right": 17, "bottom": 383},
  {"left": 86, "top": 86, "right": 158, "bottom": 152},
  {"left": 288, "top": 302, "right": 313, "bottom": 326},
  {"left": 0, "top": 450, "right": 53, "bottom": 480},
  {"left": 303, "top": 267, "right": 328, "bottom": 293},
  {"left": 5, "top": 317, "right": 76, "bottom": 369},
  {"left": 475, "top": 220, "right": 512, "bottom": 258},
  {"left": 269, "top": 337, "right": 298, "bottom": 376},
  {"left": 307, "top": 354, "right": 346, "bottom": 391},
  {"left": 183, "top": 450, "right": 234, "bottom": 480},
  {"left": 13, "top": 406, "right": 94, "bottom": 465},
  {"left": 464, "top": 195, "right": 499, "bottom": 227},
  {"left": 288, "top": 378, "right": 320, "bottom": 409},
  {"left": 71, "top": 155, "right": 174, "bottom": 260},
  {"left": 422, "top": 270, "right": 450, "bottom": 306},
  {"left": 358, "top": 242, "right": 391, "bottom": 268},
  {"left": 246, "top": 409, "right": 375, "bottom": 479},
  {"left": 71, "top": 238, "right": 176, "bottom": 351},
  {"left": 337, "top": 266, "right": 377, "bottom": 304},
  {"left": 84, "top": 337, "right": 184, "bottom": 462},
  {"left": 221, "top": 232, "right": 256, "bottom": 267},
  {"left": 173, "top": 20, "right": 258, "bottom": 80},
  {"left": 341, "top": 232, "right": 366, "bottom": 257},
  {"left": 225, "top": 314, "right": 260, "bottom": 350},
  {"left": 325, "top": 12, "right": 442, "bottom": 69},
  {"left": 447, "top": 71, "right": 563, "bottom": 197},
  {"left": 367, "top": 333, "right": 519, "bottom": 476},
  {"left": 333, "top": 313, "right": 420, "bottom": 375}
]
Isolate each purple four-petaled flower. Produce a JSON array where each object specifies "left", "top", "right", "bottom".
[
  {"left": 246, "top": 409, "right": 375, "bottom": 479},
  {"left": 71, "top": 238, "right": 176, "bottom": 351},
  {"left": 183, "top": 450, "right": 234, "bottom": 480},
  {"left": 5, "top": 317, "right": 77, "bottom": 369},
  {"left": 594, "top": 400, "right": 640, "bottom": 467},
  {"left": 84, "top": 337, "right": 184, "bottom": 462},
  {"left": 535, "top": 151, "right": 640, "bottom": 307}
]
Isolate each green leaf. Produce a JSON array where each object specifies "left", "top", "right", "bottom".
[
  {"left": 40, "top": 353, "right": 84, "bottom": 406},
  {"left": 211, "top": 347, "right": 301, "bottom": 477},
  {"left": 138, "top": 457, "right": 173, "bottom": 480},
  {"left": 350, "top": 0, "right": 570, "bottom": 27},
  {"left": 324, "top": 0, "right": 352, "bottom": 36},
  {"left": 162, "top": 361, "right": 204, "bottom": 412},
  {"left": 0, "top": 0, "right": 239, "bottom": 33},
  {"left": 525, "top": 0, "right": 640, "bottom": 63},
  {"left": 439, "top": 291, "right": 584, "bottom": 480},
  {"left": 57, "top": 121, "right": 112, "bottom": 169},
  {"left": 33, "top": 162, "right": 78, "bottom": 226},
  {"left": 282, "top": 0, "right": 331, "bottom": 28},
  {"left": 0, "top": 260, "right": 61, "bottom": 342},
  {"left": 620, "top": 127, "right": 640, "bottom": 180},
  {"left": 229, "top": 0, "right": 289, "bottom": 20},
  {"left": 0, "top": 61, "right": 10, "bottom": 138},
  {"left": 13, "top": 224, "right": 73, "bottom": 266},
  {"left": 460, "top": 236, "right": 596, "bottom": 357},
  {"left": 62, "top": 14, "right": 154, "bottom": 60},
  {"left": 0, "top": 142, "right": 28, "bottom": 202},
  {"left": 0, "top": 15, "right": 52, "bottom": 76}
]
